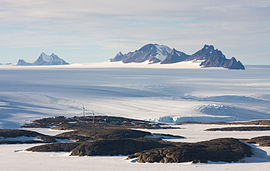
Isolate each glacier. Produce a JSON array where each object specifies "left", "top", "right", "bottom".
[{"left": 0, "top": 65, "right": 269, "bottom": 128}]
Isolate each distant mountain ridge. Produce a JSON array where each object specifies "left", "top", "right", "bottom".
[
  {"left": 17, "top": 52, "right": 69, "bottom": 66},
  {"left": 110, "top": 44, "right": 245, "bottom": 70}
]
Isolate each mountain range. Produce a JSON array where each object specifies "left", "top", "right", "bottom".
[
  {"left": 17, "top": 52, "right": 69, "bottom": 66},
  {"left": 110, "top": 44, "right": 245, "bottom": 70}
]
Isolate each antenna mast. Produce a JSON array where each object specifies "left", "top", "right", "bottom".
[
  {"left": 82, "top": 105, "right": 86, "bottom": 118},
  {"left": 92, "top": 111, "right": 95, "bottom": 124}
]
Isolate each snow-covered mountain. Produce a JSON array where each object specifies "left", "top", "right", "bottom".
[
  {"left": 110, "top": 44, "right": 188, "bottom": 64},
  {"left": 17, "top": 52, "right": 69, "bottom": 66},
  {"left": 110, "top": 44, "right": 245, "bottom": 70}
]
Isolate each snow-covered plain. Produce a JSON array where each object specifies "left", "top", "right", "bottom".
[
  {"left": 1, "top": 64, "right": 270, "bottom": 170},
  {"left": 1, "top": 125, "right": 270, "bottom": 171},
  {"left": 0, "top": 64, "right": 270, "bottom": 128}
]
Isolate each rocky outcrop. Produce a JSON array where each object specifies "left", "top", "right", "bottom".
[
  {"left": 0, "top": 129, "right": 56, "bottom": 144},
  {"left": 56, "top": 129, "right": 152, "bottom": 141},
  {"left": 17, "top": 52, "right": 69, "bottom": 66},
  {"left": 26, "top": 136, "right": 252, "bottom": 163},
  {"left": 71, "top": 138, "right": 171, "bottom": 156},
  {"left": 110, "top": 52, "right": 126, "bottom": 62},
  {"left": 16, "top": 59, "right": 32, "bottom": 66},
  {"left": 27, "top": 142, "right": 81, "bottom": 152},
  {"left": 129, "top": 138, "right": 252, "bottom": 163},
  {"left": 160, "top": 48, "right": 189, "bottom": 64},
  {"left": 26, "top": 138, "right": 171, "bottom": 155},
  {"left": 206, "top": 126, "right": 270, "bottom": 131},
  {"left": 244, "top": 136, "right": 270, "bottom": 147},
  {"left": 110, "top": 43, "right": 245, "bottom": 70},
  {"left": 111, "top": 44, "right": 176, "bottom": 64},
  {"left": 191, "top": 45, "right": 245, "bottom": 69},
  {"left": 33, "top": 53, "right": 69, "bottom": 65}
]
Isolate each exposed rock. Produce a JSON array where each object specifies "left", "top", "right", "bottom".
[
  {"left": 188, "top": 44, "right": 216, "bottom": 60},
  {"left": 150, "top": 133, "right": 185, "bottom": 139},
  {"left": 17, "top": 52, "right": 69, "bottom": 66},
  {"left": 27, "top": 142, "right": 81, "bottom": 152},
  {"left": 244, "top": 136, "right": 270, "bottom": 147},
  {"left": 206, "top": 126, "right": 270, "bottom": 131},
  {"left": 25, "top": 136, "right": 253, "bottom": 163},
  {"left": 26, "top": 138, "right": 171, "bottom": 155},
  {"left": 110, "top": 52, "right": 125, "bottom": 62},
  {"left": 110, "top": 43, "right": 245, "bottom": 70},
  {"left": 130, "top": 138, "right": 252, "bottom": 163},
  {"left": 71, "top": 138, "right": 171, "bottom": 156},
  {"left": 161, "top": 49, "right": 189, "bottom": 64},
  {"left": 56, "top": 129, "right": 152, "bottom": 141},
  {"left": 22, "top": 115, "right": 163, "bottom": 130},
  {"left": 0, "top": 129, "right": 56, "bottom": 144},
  {"left": 33, "top": 53, "right": 69, "bottom": 65},
  {"left": 190, "top": 45, "right": 245, "bottom": 70},
  {"left": 110, "top": 44, "right": 173, "bottom": 64},
  {"left": 201, "top": 56, "right": 245, "bottom": 69},
  {"left": 16, "top": 59, "right": 32, "bottom": 66}
]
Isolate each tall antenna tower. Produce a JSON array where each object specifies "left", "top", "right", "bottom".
[
  {"left": 92, "top": 111, "right": 95, "bottom": 124},
  {"left": 82, "top": 105, "right": 86, "bottom": 117}
]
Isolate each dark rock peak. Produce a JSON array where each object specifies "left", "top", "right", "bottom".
[
  {"left": 116, "top": 52, "right": 123, "bottom": 56},
  {"left": 200, "top": 55, "right": 245, "bottom": 70},
  {"left": 161, "top": 48, "right": 189, "bottom": 64},
  {"left": 203, "top": 44, "right": 214, "bottom": 51},
  {"left": 110, "top": 43, "right": 245, "bottom": 70},
  {"left": 231, "top": 57, "right": 237, "bottom": 62},
  {"left": 17, "top": 53, "right": 69, "bottom": 66},
  {"left": 110, "top": 43, "right": 172, "bottom": 64},
  {"left": 188, "top": 44, "right": 223, "bottom": 60},
  {"left": 16, "top": 59, "right": 32, "bottom": 66},
  {"left": 110, "top": 52, "right": 125, "bottom": 62},
  {"left": 171, "top": 48, "right": 177, "bottom": 54}
]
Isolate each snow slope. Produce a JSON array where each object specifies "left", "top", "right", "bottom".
[
  {"left": 154, "top": 44, "right": 173, "bottom": 61},
  {"left": 0, "top": 65, "right": 270, "bottom": 170},
  {"left": 0, "top": 65, "right": 269, "bottom": 128},
  {"left": 10, "top": 60, "right": 204, "bottom": 69}
]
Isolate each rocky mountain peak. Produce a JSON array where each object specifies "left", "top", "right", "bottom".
[
  {"left": 203, "top": 44, "right": 214, "bottom": 51},
  {"left": 110, "top": 52, "right": 125, "bottom": 62},
  {"left": 17, "top": 59, "right": 32, "bottom": 66},
  {"left": 110, "top": 43, "right": 245, "bottom": 70},
  {"left": 17, "top": 53, "right": 69, "bottom": 66}
]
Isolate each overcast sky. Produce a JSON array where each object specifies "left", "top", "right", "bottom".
[{"left": 0, "top": 0, "right": 269, "bottom": 64}]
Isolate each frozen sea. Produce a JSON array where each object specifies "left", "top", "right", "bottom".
[{"left": 0, "top": 65, "right": 270, "bottom": 128}]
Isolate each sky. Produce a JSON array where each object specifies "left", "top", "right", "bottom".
[{"left": 0, "top": 0, "right": 269, "bottom": 65}]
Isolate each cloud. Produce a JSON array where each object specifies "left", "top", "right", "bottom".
[{"left": 0, "top": 0, "right": 269, "bottom": 64}]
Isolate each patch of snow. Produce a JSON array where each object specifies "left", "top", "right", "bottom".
[
  {"left": 21, "top": 128, "right": 72, "bottom": 136},
  {"left": 40, "top": 53, "right": 52, "bottom": 62},
  {"left": 154, "top": 44, "right": 173, "bottom": 61}
]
